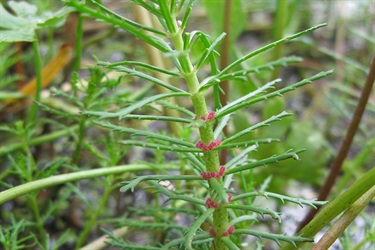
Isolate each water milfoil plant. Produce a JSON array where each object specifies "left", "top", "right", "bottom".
[{"left": 64, "top": 0, "right": 332, "bottom": 249}]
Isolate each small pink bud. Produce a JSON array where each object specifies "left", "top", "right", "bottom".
[
  {"left": 207, "top": 111, "right": 215, "bottom": 120},
  {"left": 219, "top": 166, "right": 226, "bottom": 176},
  {"left": 228, "top": 225, "right": 235, "bottom": 234},
  {"left": 227, "top": 193, "right": 233, "bottom": 203},
  {"left": 205, "top": 198, "right": 218, "bottom": 209},
  {"left": 209, "top": 227, "right": 217, "bottom": 237}
]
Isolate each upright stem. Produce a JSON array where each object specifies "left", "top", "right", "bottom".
[
  {"left": 272, "top": 0, "right": 288, "bottom": 80},
  {"left": 169, "top": 15, "right": 229, "bottom": 250},
  {"left": 74, "top": 13, "right": 83, "bottom": 73},
  {"left": 76, "top": 181, "right": 113, "bottom": 248},
  {"left": 28, "top": 194, "right": 47, "bottom": 247},
  {"left": 219, "top": 0, "right": 232, "bottom": 164},
  {"left": 71, "top": 13, "right": 85, "bottom": 164},
  {"left": 28, "top": 38, "right": 42, "bottom": 124}
]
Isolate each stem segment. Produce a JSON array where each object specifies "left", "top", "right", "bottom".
[{"left": 169, "top": 14, "right": 229, "bottom": 250}]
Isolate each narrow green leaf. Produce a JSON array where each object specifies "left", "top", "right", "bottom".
[
  {"left": 185, "top": 208, "right": 215, "bottom": 250},
  {"left": 82, "top": 92, "right": 190, "bottom": 119},
  {"left": 225, "top": 145, "right": 259, "bottom": 169},
  {"left": 222, "top": 111, "right": 292, "bottom": 144},
  {"left": 222, "top": 237, "right": 241, "bottom": 250},
  {"left": 180, "top": 0, "right": 195, "bottom": 31},
  {"left": 225, "top": 149, "right": 305, "bottom": 175},
  {"left": 118, "top": 140, "right": 200, "bottom": 153},
  {"left": 220, "top": 23, "right": 327, "bottom": 75},
  {"left": 161, "top": 233, "right": 211, "bottom": 250},
  {"left": 65, "top": 0, "right": 170, "bottom": 51},
  {"left": 157, "top": 100, "right": 196, "bottom": 118},
  {"left": 214, "top": 113, "right": 231, "bottom": 139},
  {"left": 216, "top": 139, "right": 279, "bottom": 151},
  {"left": 158, "top": 0, "right": 176, "bottom": 33},
  {"left": 195, "top": 32, "right": 226, "bottom": 70},
  {"left": 232, "top": 191, "right": 327, "bottom": 209},
  {"left": 219, "top": 56, "right": 303, "bottom": 81},
  {"left": 215, "top": 79, "right": 280, "bottom": 117},
  {"left": 98, "top": 61, "right": 180, "bottom": 77},
  {"left": 94, "top": 121, "right": 194, "bottom": 147},
  {"left": 109, "top": 66, "right": 186, "bottom": 93},
  {"left": 120, "top": 174, "right": 202, "bottom": 192},
  {"left": 234, "top": 229, "right": 313, "bottom": 247},
  {"left": 226, "top": 204, "right": 281, "bottom": 222},
  {"left": 217, "top": 70, "right": 334, "bottom": 117},
  {"left": 117, "top": 114, "right": 191, "bottom": 123},
  {"left": 133, "top": 0, "right": 162, "bottom": 18}
]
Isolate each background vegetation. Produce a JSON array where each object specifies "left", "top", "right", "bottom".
[{"left": 0, "top": 0, "right": 374, "bottom": 249}]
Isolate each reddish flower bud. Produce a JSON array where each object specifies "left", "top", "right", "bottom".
[
  {"left": 205, "top": 198, "right": 218, "bottom": 209},
  {"left": 222, "top": 225, "right": 235, "bottom": 236},
  {"left": 209, "top": 227, "right": 217, "bottom": 237},
  {"left": 207, "top": 111, "right": 215, "bottom": 120},
  {"left": 227, "top": 193, "right": 233, "bottom": 203}
]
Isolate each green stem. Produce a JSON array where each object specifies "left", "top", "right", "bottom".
[
  {"left": 0, "top": 164, "right": 179, "bottom": 205},
  {"left": 28, "top": 37, "right": 43, "bottom": 124},
  {"left": 71, "top": 12, "right": 85, "bottom": 164},
  {"left": 74, "top": 13, "right": 83, "bottom": 73},
  {"left": 28, "top": 194, "right": 47, "bottom": 247},
  {"left": 71, "top": 116, "right": 86, "bottom": 164},
  {"left": 169, "top": 16, "right": 228, "bottom": 250},
  {"left": 75, "top": 180, "right": 113, "bottom": 248},
  {"left": 272, "top": 0, "right": 288, "bottom": 79},
  {"left": 219, "top": 0, "right": 232, "bottom": 164}
]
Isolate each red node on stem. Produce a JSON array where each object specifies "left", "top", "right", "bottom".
[
  {"left": 222, "top": 225, "right": 235, "bottom": 236},
  {"left": 200, "top": 166, "right": 226, "bottom": 180},
  {"left": 207, "top": 111, "right": 215, "bottom": 120},
  {"left": 205, "top": 198, "right": 218, "bottom": 209},
  {"left": 209, "top": 227, "right": 217, "bottom": 237},
  {"left": 227, "top": 193, "right": 233, "bottom": 203}
]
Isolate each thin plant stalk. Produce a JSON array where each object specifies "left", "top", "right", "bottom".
[
  {"left": 219, "top": 0, "right": 232, "bottom": 164},
  {"left": 71, "top": 13, "right": 85, "bottom": 164},
  {"left": 28, "top": 38, "right": 43, "bottom": 124},
  {"left": 297, "top": 55, "right": 375, "bottom": 231},
  {"left": 168, "top": 16, "right": 229, "bottom": 250},
  {"left": 272, "top": 0, "right": 288, "bottom": 80},
  {"left": 21, "top": 134, "right": 48, "bottom": 247},
  {"left": 76, "top": 180, "right": 113, "bottom": 248},
  {"left": 74, "top": 13, "right": 83, "bottom": 74}
]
